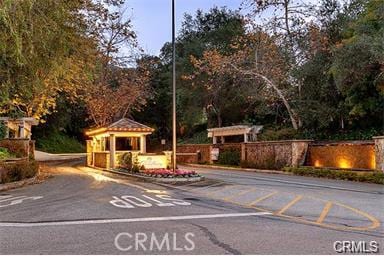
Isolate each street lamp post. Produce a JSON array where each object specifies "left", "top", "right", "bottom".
[{"left": 172, "top": 0, "right": 177, "bottom": 172}]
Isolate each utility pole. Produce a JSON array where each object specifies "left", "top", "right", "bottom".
[{"left": 172, "top": 0, "right": 177, "bottom": 172}]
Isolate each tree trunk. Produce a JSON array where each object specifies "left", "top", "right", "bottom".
[
  {"left": 229, "top": 64, "right": 300, "bottom": 130},
  {"left": 217, "top": 110, "right": 222, "bottom": 128}
]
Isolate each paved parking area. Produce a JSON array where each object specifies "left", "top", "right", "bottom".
[{"left": 166, "top": 179, "right": 380, "bottom": 232}]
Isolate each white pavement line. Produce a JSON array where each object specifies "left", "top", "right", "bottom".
[
  {"left": 0, "top": 196, "right": 27, "bottom": 202},
  {"left": 0, "top": 212, "right": 271, "bottom": 228}
]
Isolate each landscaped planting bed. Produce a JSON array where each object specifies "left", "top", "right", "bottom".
[
  {"left": 0, "top": 160, "right": 39, "bottom": 184},
  {"left": 141, "top": 169, "right": 200, "bottom": 178},
  {"left": 282, "top": 166, "right": 384, "bottom": 184},
  {"left": 112, "top": 167, "right": 203, "bottom": 182}
]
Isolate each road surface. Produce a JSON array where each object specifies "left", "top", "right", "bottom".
[{"left": 0, "top": 160, "right": 383, "bottom": 254}]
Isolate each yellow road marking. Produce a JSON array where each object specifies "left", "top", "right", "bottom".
[
  {"left": 334, "top": 201, "right": 380, "bottom": 230},
  {"left": 223, "top": 187, "right": 257, "bottom": 201},
  {"left": 276, "top": 195, "right": 303, "bottom": 215},
  {"left": 248, "top": 191, "right": 278, "bottom": 206},
  {"left": 317, "top": 201, "right": 333, "bottom": 224},
  {"left": 221, "top": 194, "right": 380, "bottom": 232}
]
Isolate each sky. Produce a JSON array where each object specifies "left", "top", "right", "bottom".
[{"left": 124, "top": 0, "right": 243, "bottom": 56}]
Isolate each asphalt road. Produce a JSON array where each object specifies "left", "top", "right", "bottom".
[{"left": 0, "top": 160, "right": 383, "bottom": 254}]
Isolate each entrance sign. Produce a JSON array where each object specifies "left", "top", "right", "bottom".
[{"left": 138, "top": 155, "right": 168, "bottom": 169}]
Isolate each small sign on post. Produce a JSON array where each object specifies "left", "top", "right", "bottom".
[{"left": 211, "top": 147, "right": 219, "bottom": 161}]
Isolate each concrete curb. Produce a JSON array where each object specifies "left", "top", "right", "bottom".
[
  {"left": 0, "top": 176, "right": 38, "bottom": 191},
  {"left": 35, "top": 157, "right": 86, "bottom": 165},
  {"left": 105, "top": 169, "right": 205, "bottom": 183},
  {"left": 180, "top": 163, "right": 292, "bottom": 175},
  {"left": 36, "top": 157, "right": 85, "bottom": 164}
]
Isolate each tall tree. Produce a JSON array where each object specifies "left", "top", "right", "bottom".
[
  {"left": 178, "top": 7, "right": 247, "bottom": 129},
  {"left": 190, "top": 31, "right": 301, "bottom": 130},
  {"left": 82, "top": 3, "right": 151, "bottom": 127},
  {"left": 0, "top": 0, "right": 97, "bottom": 120},
  {"left": 330, "top": 0, "right": 384, "bottom": 128}
]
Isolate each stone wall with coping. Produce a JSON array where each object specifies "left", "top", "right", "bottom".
[
  {"left": 306, "top": 141, "right": 375, "bottom": 170},
  {"left": 176, "top": 153, "right": 199, "bottom": 164},
  {"left": 177, "top": 144, "right": 211, "bottom": 164},
  {"left": 177, "top": 140, "right": 312, "bottom": 170},
  {"left": 242, "top": 140, "right": 311, "bottom": 169}
]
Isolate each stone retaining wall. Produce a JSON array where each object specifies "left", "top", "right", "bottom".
[
  {"left": 177, "top": 144, "right": 211, "bottom": 164},
  {"left": 373, "top": 136, "right": 384, "bottom": 171},
  {"left": 176, "top": 153, "right": 199, "bottom": 164},
  {"left": 242, "top": 140, "right": 310, "bottom": 169},
  {"left": 177, "top": 140, "right": 311, "bottom": 170},
  {"left": 306, "top": 141, "right": 375, "bottom": 170},
  {"left": 0, "top": 139, "right": 35, "bottom": 159}
]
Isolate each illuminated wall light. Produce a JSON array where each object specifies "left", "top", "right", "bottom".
[
  {"left": 314, "top": 160, "right": 322, "bottom": 167},
  {"left": 370, "top": 152, "right": 376, "bottom": 170},
  {"left": 338, "top": 158, "right": 352, "bottom": 169}
]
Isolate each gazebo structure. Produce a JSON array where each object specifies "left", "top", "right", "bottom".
[
  {"left": 85, "top": 118, "right": 170, "bottom": 170},
  {"left": 0, "top": 117, "right": 38, "bottom": 139},
  {"left": 207, "top": 125, "right": 263, "bottom": 144}
]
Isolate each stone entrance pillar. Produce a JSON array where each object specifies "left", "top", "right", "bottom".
[
  {"left": 244, "top": 133, "right": 248, "bottom": 143},
  {"left": 109, "top": 134, "right": 116, "bottom": 169},
  {"left": 291, "top": 140, "right": 313, "bottom": 167},
  {"left": 373, "top": 136, "right": 384, "bottom": 172},
  {"left": 140, "top": 135, "right": 146, "bottom": 153}
]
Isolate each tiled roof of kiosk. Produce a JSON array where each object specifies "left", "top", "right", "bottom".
[{"left": 85, "top": 118, "right": 154, "bottom": 136}]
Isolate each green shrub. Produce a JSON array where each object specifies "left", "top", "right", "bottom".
[
  {"left": 119, "top": 152, "right": 132, "bottom": 170},
  {"left": 178, "top": 131, "right": 210, "bottom": 144},
  {"left": 282, "top": 166, "right": 384, "bottom": 184},
  {"left": 0, "top": 160, "right": 39, "bottom": 184},
  {"left": 132, "top": 164, "right": 140, "bottom": 173},
  {"left": 259, "top": 128, "right": 299, "bottom": 141},
  {"left": 218, "top": 149, "right": 240, "bottom": 166},
  {"left": 0, "top": 123, "right": 6, "bottom": 139},
  {"left": 0, "top": 147, "right": 11, "bottom": 160},
  {"left": 36, "top": 132, "right": 85, "bottom": 153},
  {"left": 132, "top": 155, "right": 141, "bottom": 173}
]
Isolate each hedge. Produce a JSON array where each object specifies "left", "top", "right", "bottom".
[
  {"left": 217, "top": 149, "right": 241, "bottom": 166},
  {"left": 0, "top": 160, "right": 39, "bottom": 184},
  {"left": 282, "top": 166, "right": 384, "bottom": 184}
]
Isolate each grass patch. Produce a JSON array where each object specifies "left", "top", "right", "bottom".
[
  {"left": 36, "top": 132, "right": 85, "bottom": 153},
  {"left": 0, "top": 160, "right": 39, "bottom": 184},
  {"left": 282, "top": 166, "right": 384, "bottom": 184}
]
